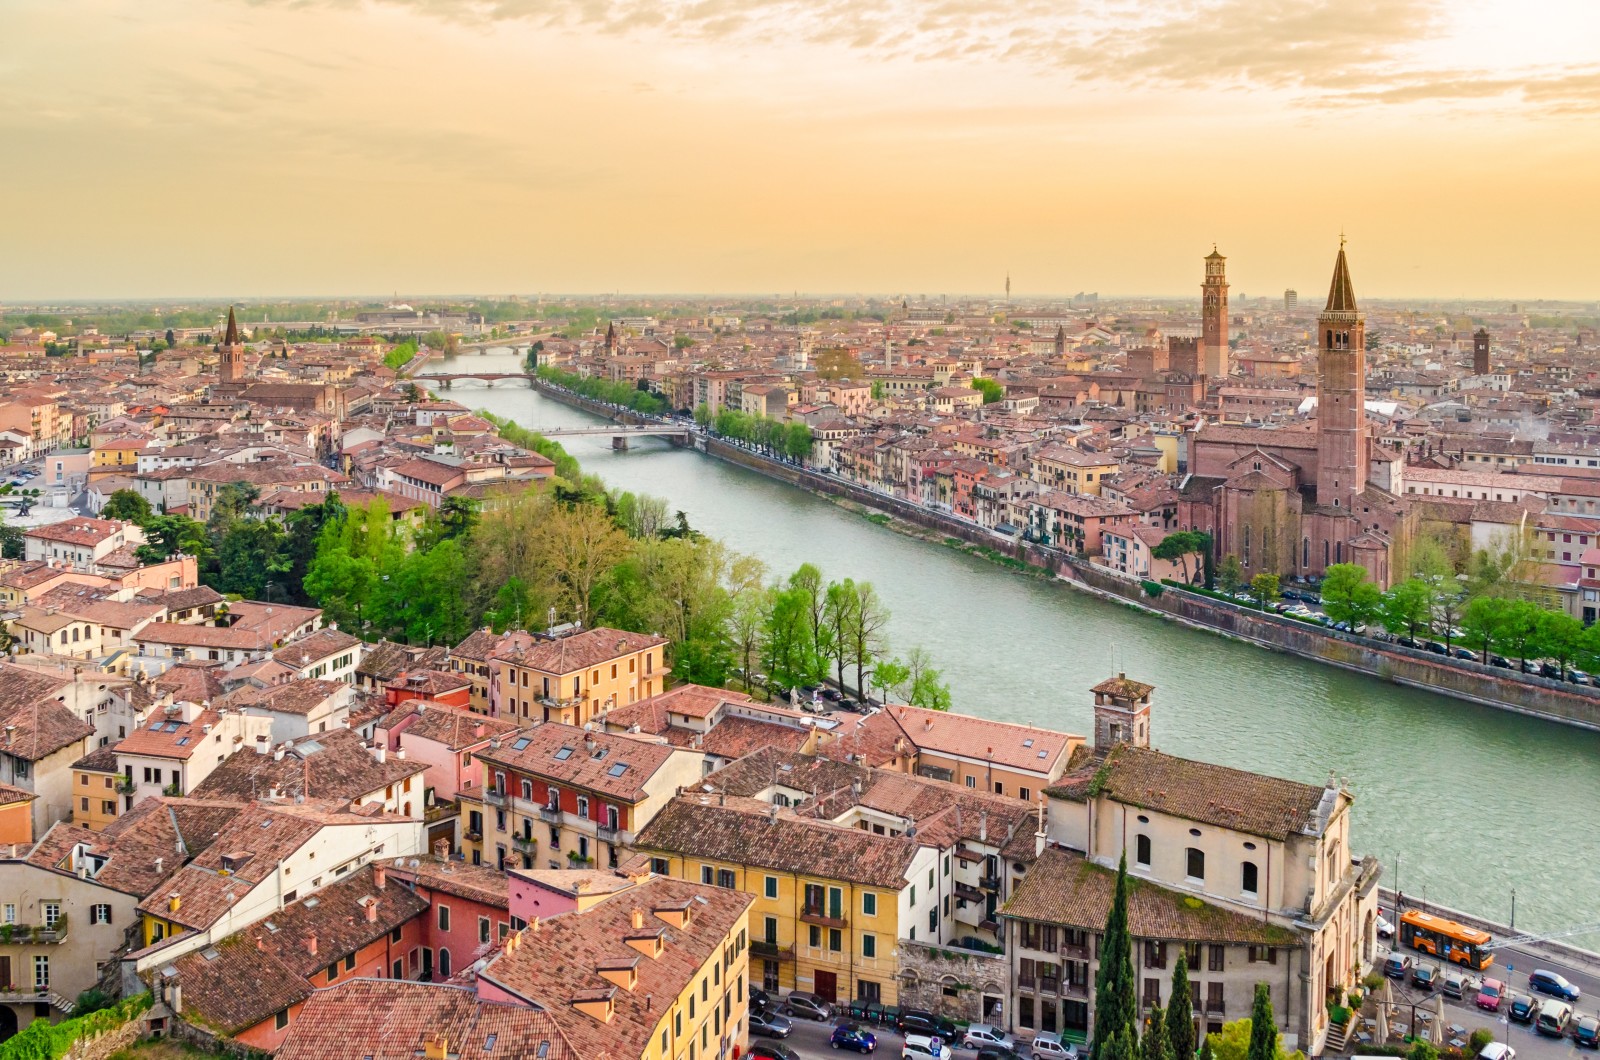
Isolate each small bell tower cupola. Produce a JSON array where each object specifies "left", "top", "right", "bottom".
[{"left": 1091, "top": 673, "right": 1154, "bottom": 750}]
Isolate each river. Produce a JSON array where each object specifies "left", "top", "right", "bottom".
[{"left": 424, "top": 349, "right": 1600, "bottom": 938}]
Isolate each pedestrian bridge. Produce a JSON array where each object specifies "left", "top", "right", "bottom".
[
  {"left": 414, "top": 372, "right": 532, "bottom": 386},
  {"left": 527, "top": 424, "right": 691, "bottom": 449}
]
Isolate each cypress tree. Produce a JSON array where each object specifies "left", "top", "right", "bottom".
[
  {"left": 1103, "top": 1028, "right": 1138, "bottom": 1060},
  {"left": 1142, "top": 1005, "right": 1170, "bottom": 1060},
  {"left": 1093, "top": 854, "right": 1138, "bottom": 1060},
  {"left": 1246, "top": 984, "right": 1277, "bottom": 1060},
  {"left": 1167, "top": 954, "right": 1195, "bottom": 1060},
  {"left": 1198, "top": 1036, "right": 1214, "bottom": 1060}
]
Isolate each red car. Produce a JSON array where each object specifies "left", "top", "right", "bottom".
[{"left": 1477, "top": 978, "right": 1505, "bottom": 1011}]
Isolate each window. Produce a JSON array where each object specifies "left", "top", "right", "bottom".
[
  {"left": 1207, "top": 982, "right": 1225, "bottom": 1013},
  {"left": 701, "top": 865, "right": 714, "bottom": 885},
  {"left": 90, "top": 904, "right": 112, "bottom": 925},
  {"left": 928, "top": 908, "right": 937, "bottom": 933},
  {"left": 651, "top": 857, "right": 669, "bottom": 875},
  {"left": 1185, "top": 848, "right": 1205, "bottom": 881},
  {"left": 520, "top": 779, "right": 533, "bottom": 800},
  {"left": 1144, "top": 941, "right": 1167, "bottom": 969},
  {"left": 829, "top": 928, "right": 842, "bottom": 952},
  {"left": 2, "top": 904, "right": 13, "bottom": 924},
  {"left": 480, "top": 917, "right": 491, "bottom": 944},
  {"left": 438, "top": 905, "right": 451, "bottom": 931},
  {"left": 716, "top": 869, "right": 737, "bottom": 889},
  {"left": 1241, "top": 861, "right": 1259, "bottom": 896},
  {"left": 965, "top": 776, "right": 975, "bottom": 788},
  {"left": 764, "top": 917, "right": 779, "bottom": 944},
  {"left": 42, "top": 903, "right": 61, "bottom": 928},
  {"left": 275, "top": 1009, "right": 290, "bottom": 1030},
  {"left": 1143, "top": 978, "right": 1161, "bottom": 1006},
  {"left": 344, "top": 953, "right": 357, "bottom": 971},
  {"left": 1248, "top": 946, "right": 1277, "bottom": 965},
  {"left": 862, "top": 934, "right": 876, "bottom": 958},
  {"left": 1020, "top": 787, "right": 1031, "bottom": 802},
  {"left": 764, "top": 876, "right": 778, "bottom": 899},
  {"left": 808, "top": 925, "right": 821, "bottom": 948},
  {"left": 862, "top": 892, "right": 877, "bottom": 917},
  {"left": 1209, "top": 944, "right": 1225, "bottom": 971},
  {"left": 1135, "top": 834, "right": 1151, "bottom": 868},
  {"left": 577, "top": 796, "right": 589, "bottom": 818}
]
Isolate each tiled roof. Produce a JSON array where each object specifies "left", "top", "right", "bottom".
[
  {"left": 114, "top": 708, "right": 222, "bottom": 761},
  {"left": 701, "top": 715, "right": 809, "bottom": 760},
  {"left": 274, "top": 627, "right": 362, "bottom": 666},
  {"left": 476, "top": 722, "right": 685, "bottom": 803},
  {"left": 165, "top": 931, "right": 313, "bottom": 1034},
  {"left": 0, "top": 664, "right": 95, "bottom": 761},
  {"left": 1090, "top": 675, "right": 1154, "bottom": 700},
  {"left": 1003, "top": 847, "right": 1297, "bottom": 945},
  {"left": 274, "top": 979, "right": 574, "bottom": 1060},
  {"left": 23, "top": 517, "right": 131, "bottom": 546},
  {"left": 188, "top": 727, "right": 425, "bottom": 803},
  {"left": 26, "top": 798, "right": 246, "bottom": 898},
  {"left": 389, "top": 855, "right": 512, "bottom": 908},
  {"left": 480, "top": 876, "right": 752, "bottom": 1060},
  {"left": 217, "top": 678, "right": 347, "bottom": 717},
  {"left": 152, "top": 662, "right": 229, "bottom": 704},
  {"left": 885, "top": 704, "right": 1079, "bottom": 773},
  {"left": 0, "top": 781, "right": 37, "bottom": 806},
  {"left": 634, "top": 793, "right": 919, "bottom": 889},
  {"left": 252, "top": 863, "right": 429, "bottom": 978},
  {"left": 1045, "top": 745, "right": 1332, "bottom": 842},
  {"left": 380, "top": 700, "right": 520, "bottom": 750},
  {"left": 492, "top": 627, "right": 667, "bottom": 676}
]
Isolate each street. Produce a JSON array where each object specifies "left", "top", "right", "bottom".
[{"left": 759, "top": 1010, "right": 994, "bottom": 1060}]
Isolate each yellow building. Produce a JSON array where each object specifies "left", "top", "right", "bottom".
[
  {"left": 1031, "top": 443, "right": 1121, "bottom": 497},
  {"left": 492, "top": 627, "right": 669, "bottom": 726},
  {"left": 70, "top": 746, "right": 124, "bottom": 831},
  {"left": 635, "top": 793, "right": 929, "bottom": 1006}
]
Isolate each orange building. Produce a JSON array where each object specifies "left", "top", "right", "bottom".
[
  {"left": 491, "top": 627, "right": 669, "bottom": 726},
  {"left": 0, "top": 782, "right": 36, "bottom": 845}
]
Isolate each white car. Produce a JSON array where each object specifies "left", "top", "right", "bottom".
[
  {"left": 1477, "top": 1044, "right": 1514, "bottom": 1060},
  {"left": 962, "top": 1026, "right": 1018, "bottom": 1052},
  {"left": 1376, "top": 914, "right": 1394, "bottom": 938},
  {"left": 1031, "top": 1034, "right": 1080, "bottom": 1060},
  {"left": 903, "top": 1036, "right": 952, "bottom": 1060}
]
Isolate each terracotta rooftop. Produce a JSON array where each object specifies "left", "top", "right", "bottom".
[
  {"left": 476, "top": 722, "right": 686, "bottom": 803},
  {"left": 492, "top": 626, "right": 668, "bottom": 675},
  {"left": 188, "top": 727, "right": 425, "bottom": 803},
  {"left": 274, "top": 979, "right": 574, "bottom": 1060},
  {"left": 885, "top": 704, "right": 1080, "bottom": 774},
  {"left": 164, "top": 931, "right": 313, "bottom": 1035}
]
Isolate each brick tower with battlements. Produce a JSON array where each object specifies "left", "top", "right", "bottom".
[{"left": 1201, "top": 247, "right": 1229, "bottom": 378}]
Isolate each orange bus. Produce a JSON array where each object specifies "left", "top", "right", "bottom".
[{"left": 1399, "top": 910, "right": 1493, "bottom": 970}]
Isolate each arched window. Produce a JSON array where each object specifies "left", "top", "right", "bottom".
[
  {"left": 520, "top": 779, "right": 533, "bottom": 800},
  {"left": 1336, "top": 541, "right": 1343, "bottom": 563},
  {"left": 1242, "top": 861, "right": 1259, "bottom": 895},
  {"left": 1135, "top": 834, "right": 1151, "bottom": 868},
  {"left": 1185, "top": 848, "right": 1205, "bottom": 881},
  {"left": 438, "top": 948, "right": 451, "bottom": 978}
]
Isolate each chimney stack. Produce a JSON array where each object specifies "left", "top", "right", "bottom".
[
  {"left": 365, "top": 898, "right": 378, "bottom": 923},
  {"left": 307, "top": 933, "right": 318, "bottom": 956},
  {"left": 374, "top": 864, "right": 387, "bottom": 890}
]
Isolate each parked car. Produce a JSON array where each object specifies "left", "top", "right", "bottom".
[
  {"left": 1424, "top": 641, "right": 1449, "bottom": 655},
  {"left": 1537, "top": 1001, "right": 1573, "bottom": 1038},
  {"left": 831, "top": 1023, "right": 878, "bottom": 1053},
  {"left": 898, "top": 1011, "right": 960, "bottom": 1041},
  {"left": 1490, "top": 654, "right": 1514, "bottom": 669},
  {"left": 750, "top": 1044, "right": 802, "bottom": 1060},
  {"left": 1531, "top": 970, "right": 1581, "bottom": 1002},
  {"left": 1477, "top": 978, "right": 1505, "bottom": 1011},
  {"left": 1412, "top": 962, "right": 1440, "bottom": 990},
  {"left": 1574, "top": 1014, "right": 1600, "bottom": 1049},
  {"left": 902, "top": 1035, "right": 953, "bottom": 1060},
  {"left": 1509, "top": 994, "right": 1539, "bottom": 1023},
  {"left": 1443, "top": 970, "right": 1468, "bottom": 1000},
  {"left": 963, "top": 1026, "right": 1018, "bottom": 1052},
  {"left": 1376, "top": 915, "right": 1395, "bottom": 938},
  {"left": 1030, "top": 1033, "right": 1081, "bottom": 1060},
  {"left": 1477, "top": 1044, "right": 1515, "bottom": 1060},
  {"left": 1384, "top": 952, "right": 1411, "bottom": 978},
  {"left": 750, "top": 987, "right": 771, "bottom": 1013},
  {"left": 783, "top": 992, "right": 833, "bottom": 1020},
  {"left": 1453, "top": 647, "right": 1479, "bottom": 660},
  {"left": 1570, "top": 670, "right": 1591, "bottom": 686},
  {"left": 751, "top": 1011, "right": 793, "bottom": 1038}
]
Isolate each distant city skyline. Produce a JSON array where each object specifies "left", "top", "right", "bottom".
[{"left": 4, "top": 0, "right": 1599, "bottom": 301}]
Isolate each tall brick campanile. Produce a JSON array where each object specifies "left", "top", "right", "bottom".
[
  {"left": 1201, "top": 246, "right": 1229, "bottom": 378},
  {"left": 219, "top": 305, "right": 246, "bottom": 385},
  {"left": 1315, "top": 240, "right": 1368, "bottom": 511}
]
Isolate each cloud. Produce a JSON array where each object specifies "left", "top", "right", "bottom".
[{"left": 238, "top": 0, "right": 1600, "bottom": 117}]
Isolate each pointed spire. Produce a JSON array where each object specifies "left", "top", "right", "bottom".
[
  {"left": 1324, "top": 243, "right": 1357, "bottom": 313},
  {"left": 223, "top": 305, "right": 239, "bottom": 346}
]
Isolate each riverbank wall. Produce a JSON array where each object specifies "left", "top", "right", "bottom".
[{"left": 527, "top": 380, "right": 1600, "bottom": 733}]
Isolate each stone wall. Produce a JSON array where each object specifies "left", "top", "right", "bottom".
[
  {"left": 167, "top": 1017, "right": 272, "bottom": 1059},
  {"left": 58, "top": 1018, "right": 142, "bottom": 1060},
  {"left": 897, "top": 940, "right": 1008, "bottom": 1023}
]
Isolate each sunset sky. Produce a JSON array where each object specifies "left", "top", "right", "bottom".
[{"left": 5, "top": 0, "right": 1599, "bottom": 301}]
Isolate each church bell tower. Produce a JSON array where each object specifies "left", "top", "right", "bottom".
[
  {"left": 1315, "top": 239, "right": 1368, "bottom": 512},
  {"left": 1201, "top": 247, "right": 1229, "bottom": 378},
  {"left": 1091, "top": 673, "right": 1154, "bottom": 751},
  {"left": 219, "top": 305, "right": 246, "bottom": 385}
]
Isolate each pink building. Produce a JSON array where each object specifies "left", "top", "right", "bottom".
[{"left": 377, "top": 700, "right": 520, "bottom": 803}]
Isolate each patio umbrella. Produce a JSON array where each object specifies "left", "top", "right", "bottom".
[
  {"left": 1430, "top": 995, "right": 1446, "bottom": 1045},
  {"left": 1376, "top": 978, "right": 1394, "bottom": 1040}
]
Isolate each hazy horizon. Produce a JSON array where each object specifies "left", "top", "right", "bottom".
[{"left": 5, "top": 0, "right": 1599, "bottom": 302}]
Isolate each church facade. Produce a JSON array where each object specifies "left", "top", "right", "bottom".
[{"left": 1180, "top": 244, "right": 1412, "bottom": 587}]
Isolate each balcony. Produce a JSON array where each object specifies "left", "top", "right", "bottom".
[
  {"left": 0, "top": 918, "right": 68, "bottom": 945},
  {"left": 798, "top": 906, "right": 849, "bottom": 929},
  {"left": 1040, "top": 977, "right": 1059, "bottom": 995},
  {"left": 752, "top": 940, "right": 796, "bottom": 962},
  {"left": 483, "top": 788, "right": 507, "bottom": 807},
  {"left": 538, "top": 805, "right": 563, "bottom": 824},
  {"left": 598, "top": 824, "right": 620, "bottom": 843},
  {"left": 1062, "top": 980, "right": 1089, "bottom": 1000},
  {"left": 1018, "top": 976, "right": 1037, "bottom": 990},
  {"left": 954, "top": 883, "right": 985, "bottom": 904},
  {"left": 0, "top": 990, "right": 73, "bottom": 1013},
  {"left": 979, "top": 872, "right": 1002, "bottom": 890},
  {"left": 513, "top": 834, "right": 537, "bottom": 853},
  {"left": 979, "top": 918, "right": 1000, "bottom": 934}
]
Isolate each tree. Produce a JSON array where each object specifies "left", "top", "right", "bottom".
[
  {"left": 873, "top": 657, "right": 910, "bottom": 703},
  {"left": 546, "top": 502, "right": 631, "bottom": 625},
  {"left": 1246, "top": 984, "right": 1276, "bottom": 1060},
  {"left": 783, "top": 422, "right": 813, "bottom": 463},
  {"left": 904, "top": 645, "right": 952, "bottom": 710},
  {"left": 1320, "top": 564, "right": 1381, "bottom": 629},
  {"left": 1143, "top": 1005, "right": 1170, "bottom": 1060},
  {"left": 1153, "top": 531, "right": 1207, "bottom": 585},
  {"left": 763, "top": 585, "right": 823, "bottom": 692},
  {"left": 0, "top": 522, "right": 22, "bottom": 560},
  {"left": 1432, "top": 580, "right": 1467, "bottom": 648},
  {"left": 1380, "top": 577, "right": 1433, "bottom": 639},
  {"left": 214, "top": 518, "right": 290, "bottom": 600},
  {"left": 1461, "top": 595, "right": 1514, "bottom": 663},
  {"left": 847, "top": 581, "right": 891, "bottom": 698},
  {"left": 1537, "top": 609, "right": 1585, "bottom": 677},
  {"left": 101, "top": 489, "right": 152, "bottom": 522},
  {"left": 1167, "top": 955, "right": 1195, "bottom": 1060},
  {"left": 1092, "top": 854, "right": 1138, "bottom": 1060},
  {"left": 1101, "top": 1030, "right": 1137, "bottom": 1060},
  {"left": 1249, "top": 573, "right": 1279, "bottom": 610},
  {"left": 135, "top": 513, "right": 209, "bottom": 565},
  {"left": 1496, "top": 598, "right": 1544, "bottom": 664},
  {"left": 693, "top": 403, "right": 712, "bottom": 428},
  {"left": 789, "top": 563, "right": 832, "bottom": 668},
  {"left": 822, "top": 579, "right": 859, "bottom": 689},
  {"left": 971, "top": 377, "right": 1004, "bottom": 403},
  {"left": 1218, "top": 555, "right": 1244, "bottom": 595}
]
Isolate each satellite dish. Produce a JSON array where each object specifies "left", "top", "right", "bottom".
[{"left": 409, "top": 858, "right": 420, "bottom": 868}]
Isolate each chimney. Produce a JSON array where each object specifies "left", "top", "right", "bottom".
[
  {"left": 306, "top": 933, "right": 318, "bottom": 957},
  {"left": 365, "top": 898, "right": 378, "bottom": 923},
  {"left": 168, "top": 893, "right": 181, "bottom": 913},
  {"left": 3, "top": 725, "right": 13, "bottom": 747},
  {"left": 371, "top": 744, "right": 387, "bottom": 764},
  {"left": 374, "top": 864, "right": 387, "bottom": 890},
  {"left": 155, "top": 856, "right": 164, "bottom": 875},
  {"left": 979, "top": 810, "right": 988, "bottom": 842},
  {"left": 256, "top": 935, "right": 266, "bottom": 952},
  {"left": 168, "top": 981, "right": 182, "bottom": 1015},
  {"left": 424, "top": 1036, "right": 449, "bottom": 1060},
  {"left": 273, "top": 745, "right": 285, "bottom": 762}
]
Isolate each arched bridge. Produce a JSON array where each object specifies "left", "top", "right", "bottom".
[
  {"left": 528, "top": 423, "right": 691, "bottom": 450},
  {"left": 413, "top": 373, "right": 533, "bottom": 387}
]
